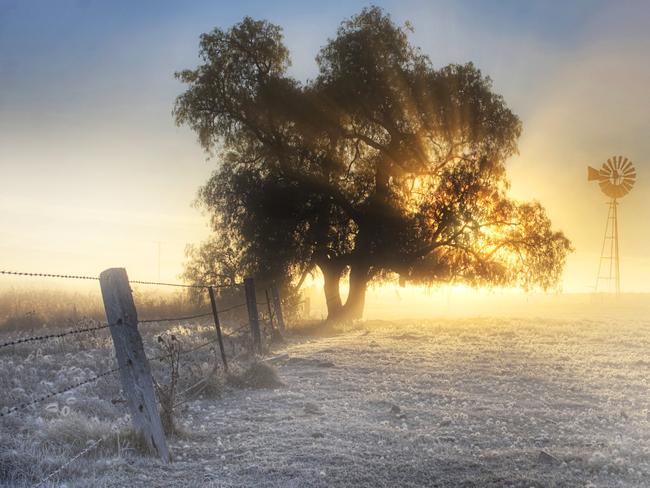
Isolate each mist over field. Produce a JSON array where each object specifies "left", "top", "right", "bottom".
[
  {"left": 306, "top": 287, "right": 650, "bottom": 321},
  {"left": 2, "top": 288, "right": 650, "bottom": 487}
]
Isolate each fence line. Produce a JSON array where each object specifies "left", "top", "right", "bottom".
[
  {"left": 33, "top": 437, "right": 105, "bottom": 488},
  {"left": 216, "top": 302, "right": 248, "bottom": 314},
  {"left": 0, "top": 268, "right": 240, "bottom": 289},
  {"left": 0, "top": 320, "right": 256, "bottom": 418},
  {"left": 138, "top": 302, "right": 251, "bottom": 323},
  {"left": 0, "top": 270, "right": 99, "bottom": 281},
  {"left": 0, "top": 265, "right": 288, "bottom": 482},
  {"left": 0, "top": 303, "right": 252, "bottom": 350},
  {"left": 128, "top": 278, "right": 237, "bottom": 289},
  {"left": 33, "top": 414, "right": 134, "bottom": 488},
  {"left": 177, "top": 337, "right": 221, "bottom": 357},
  {"left": 0, "top": 365, "right": 123, "bottom": 417},
  {"left": 0, "top": 322, "right": 110, "bottom": 349},
  {"left": 139, "top": 311, "right": 214, "bottom": 324}
]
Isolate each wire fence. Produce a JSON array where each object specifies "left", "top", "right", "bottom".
[
  {"left": 0, "top": 366, "right": 123, "bottom": 417},
  {"left": 0, "top": 321, "right": 111, "bottom": 349},
  {"left": 0, "top": 269, "right": 240, "bottom": 289},
  {"left": 33, "top": 437, "right": 105, "bottom": 488},
  {"left": 0, "top": 304, "right": 251, "bottom": 351},
  {"left": 0, "top": 267, "right": 286, "bottom": 486},
  {"left": 139, "top": 311, "right": 214, "bottom": 324}
]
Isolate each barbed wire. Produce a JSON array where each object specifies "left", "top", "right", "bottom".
[
  {"left": 149, "top": 337, "right": 221, "bottom": 364},
  {"left": 33, "top": 415, "right": 133, "bottom": 487},
  {"left": 129, "top": 275, "right": 244, "bottom": 288},
  {"left": 0, "top": 270, "right": 99, "bottom": 281},
  {"left": 0, "top": 304, "right": 245, "bottom": 350},
  {"left": 137, "top": 298, "right": 268, "bottom": 325},
  {"left": 0, "top": 309, "right": 221, "bottom": 350},
  {"left": 0, "top": 322, "right": 111, "bottom": 350},
  {"left": 1, "top": 323, "right": 256, "bottom": 416},
  {"left": 0, "top": 366, "right": 122, "bottom": 417},
  {"left": 0, "top": 318, "right": 256, "bottom": 417},
  {"left": 179, "top": 338, "right": 221, "bottom": 356},
  {"left": 0, "top": 269, "right": 240, "bottom": 289},
  {"left": 223, "top": 323, "right": 250, "bottom": 337},
  {"left": 215, "top": 302, "right": 248, "bottom": 314},
  {"left": 0, "top": 267, "right": 291, "bottom": 486},
  {"left": 139, "top": 312, "right": 213, "bottom": 324},
  {"left": 33, "top": 437, "right": 104, "bottom": 487},
  {"left": 129, "top": 279, "right": 217, "bottom": 289}
]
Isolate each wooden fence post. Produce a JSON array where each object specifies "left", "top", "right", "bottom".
[
  {"left": 99, "top": 268, "right": 171, "bottom": 463},
  {"left": 270, "top": 284, "right": 286, "bottom": 331},
  {"left": 207, "top": 286, "right": 228, "bottom": 371},
  {"left": 244, "top": 277, "right": 262, "bottom": 354}
]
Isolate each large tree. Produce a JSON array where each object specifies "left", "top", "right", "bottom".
[{"left": 175, "top": 7, "right": 571, "bottom": 321}]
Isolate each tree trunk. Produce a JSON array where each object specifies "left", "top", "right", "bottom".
[
  {"left": 321, "top": 263, "right": 343, "bottom": 320},
  {"left": 341, "top": 263, "right": 370, "bottom": 320}
]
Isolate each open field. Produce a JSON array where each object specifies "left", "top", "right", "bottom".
[{"left": 2, "top": 315, "right": 650, "bottom": 487}]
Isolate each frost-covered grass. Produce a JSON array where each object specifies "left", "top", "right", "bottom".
[
  {"left": 0, "top": 315, "right": 251, "bottom": 487},
  {"left": 3, "top": 315, "right": 650, "bottom": 487}
]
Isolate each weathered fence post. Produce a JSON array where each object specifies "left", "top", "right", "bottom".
[
  {"left": 208, "top": 286, "right": 228, "bottom": 371},
  {"left": 270, "top": 283, "right": 286, "bottom": 331},
  {"left": 99, "top": 268, "right": 171, "bottom": 463},
  {"left": 244, "top": 277, "right": 262, "bottom": 354}
]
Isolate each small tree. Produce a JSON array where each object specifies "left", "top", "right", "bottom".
[{"left": 175, "top": 7, "right": 572, "bottom": 321}]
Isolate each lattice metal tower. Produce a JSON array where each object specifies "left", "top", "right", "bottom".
[{"left": 587, "top": 156, "right": 636, "bottom": 294}]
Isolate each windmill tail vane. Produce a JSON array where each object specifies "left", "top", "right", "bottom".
[
  {"left": 587, "top": 155, "right": 636, "bottom": 295},
  {"left": 587, "top": 166, "right": 603, "bottom": 181}
]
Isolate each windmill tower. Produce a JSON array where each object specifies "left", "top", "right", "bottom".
[{"left": 587, "top": 156, "right": 636, "bottom": 294}]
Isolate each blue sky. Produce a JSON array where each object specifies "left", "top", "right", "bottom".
[
  {"left": 1, "top": 0, "right": 649, "bottom": 292},
  {"left": 0, "top": 0, "right": 612, "bottom": 115}
]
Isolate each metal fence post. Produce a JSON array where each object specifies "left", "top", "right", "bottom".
[
  {"left": 264, "top": 288, "right": 275, "bottom": 330},
  {"left": 208, "top": 286, "right": 228, "bottom": 371},
  {"left": 270, "top": 283, "right": 286, "bottom": 331},
  {"left": 244, "top": 277, "right": 262, "bottom": 354},
  {"left": 99, "top": 268, "right": 171, "bottom": 463}
]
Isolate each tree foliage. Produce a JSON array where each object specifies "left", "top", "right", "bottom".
[{"left": 175, "top": 7, "right": 572, "bottom": 320}]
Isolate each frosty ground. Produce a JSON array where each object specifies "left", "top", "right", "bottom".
[{"left": 4, "top": 316, "right": 650, "bottom": 487}]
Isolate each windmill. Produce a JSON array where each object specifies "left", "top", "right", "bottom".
[{"left": 587, "top": 155, "right": 636, "bottom": 294}]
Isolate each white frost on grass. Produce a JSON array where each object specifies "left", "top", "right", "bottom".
[{"left": 3, "top": 316, "right": 650, "bottom": 486}]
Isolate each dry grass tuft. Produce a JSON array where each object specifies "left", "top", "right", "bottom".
[
  {"left": 200, "top": 368, "right": 225, "bottom": 397},
  {"left": 0, "top": 412, "right": 152, "bottom": 486},
  {"left": 227, "top": 361, "right": 284, "bottom": 389}
]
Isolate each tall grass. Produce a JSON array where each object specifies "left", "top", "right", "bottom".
[{"left": 0, "top": 287, "right": 210, "bottom": 332}]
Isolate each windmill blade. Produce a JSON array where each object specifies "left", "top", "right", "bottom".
[
  {"left": 621, "top": 159, "right": 633, "bottom": 173},
  {"left": 621, "top": 181, "right": 633, "bottom": 193},
  {"left": 599, "top": 180, "right": 615, "bottom": 193},
  {"left": 622, "top": 174, "right": 636, "bottom": 183},
  {"left": 622, "top": 182, "right": 636, "bottom": 191}
]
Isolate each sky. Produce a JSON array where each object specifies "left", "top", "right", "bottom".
[{"left": 0, "top": 0, "right": 649, "bottom": 293}]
